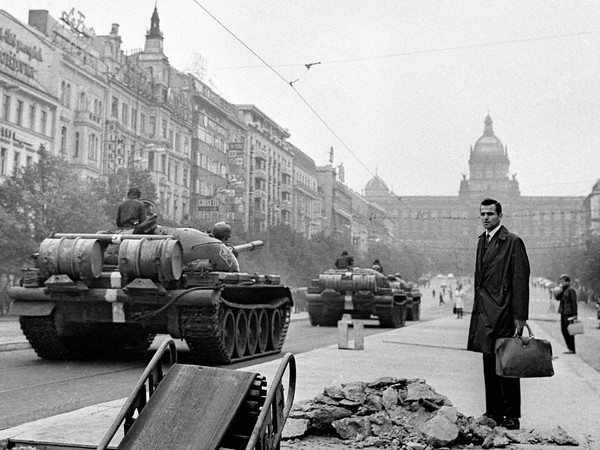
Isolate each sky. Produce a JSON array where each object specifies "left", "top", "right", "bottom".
[{"left": 4, "top": 1, "right": 600, "bottom": 197}]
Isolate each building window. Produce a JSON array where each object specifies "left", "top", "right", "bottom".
[
  {"left": 26, "top": 155, "right": 33, "bottom": 167},
  {"left": 16, "top": 100, "right": 23, "bottom": 126},
  {"left": 60, "top": 126, "right": 67, "bottom": 153},
  {"left": 175, "top": 133, "right": 180, "bottom": 152},
  {"left": 148, "top": 151, "right": 154, "bottom": 171},
  {"left": 29, "top": 104, "right": 36, "bottom": 130},
  {"left": 2, "top": 95, "right": 10, "bottom": 121},
  {"left": 161, "top": 154, "right": 166, "bottom": 173},
  {"left": 13, "top": 151, "right": 20, "bottom": 174},
  {"left": 131, "top": 108, "right": 137, "bottom": 131},
  {"left": 0, "top": 147, "right": 6, "bottom": 175},
  {"left": 121, "top": 104, "right": 128, "bottom": 126},
  {"left": 111, "top": 96, "right": 118, "bottom": 118},
  {"left": 78, "top": 92, "right": 86, "bottom": 111},
  {"left": 41, "top": 110, "right": 47, "bottom": 135},
  {"left": 150, "top": 116, "right": 156, "bottom": 137},
  {"left": 74, "top": 132, "right": 80, "bottom": 157},
  {"left": 162, "top": 119, "right": 167, "bottom": 138},
  {"left": 140, "top": 114, "right": 146, "bottom": 135}
]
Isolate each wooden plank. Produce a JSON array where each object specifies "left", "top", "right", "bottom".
[{"left": 118, "top": 364, "right": 257, "bottom": 450}]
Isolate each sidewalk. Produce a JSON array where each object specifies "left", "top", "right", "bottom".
[{"left": 1, "top": 312, "right": 599, "bottom": 449}]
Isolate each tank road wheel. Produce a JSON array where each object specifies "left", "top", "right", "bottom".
[
  {"left": 235, "top": 309, "right": 248, "bottom": 357},
  {"left": 257, "top": 309, "right": 269, "bottom": 353},
  {"left": 269, "top": 309, "right": 282, "bottom": 350},
  {"left": 222, "top": 309, "right": 236, "bottom": 361},
  {"left": 246, "top": 310, "right": 259, "bottom": 356}
]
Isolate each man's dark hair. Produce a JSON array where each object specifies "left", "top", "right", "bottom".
[
  {"left": 560, "top": 274, "right": 570, "bottom": 283},
  {"left": 341, "top": 251, "right": 348, "bottom": 256},
  {"left": 127, "top": 187, "right": 141, "bottom": 199},
  {"left": 480, "top": 197, "right": 502, "bottom": 215}
]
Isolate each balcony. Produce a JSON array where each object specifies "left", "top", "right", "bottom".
[
  {"left": 281, "top": 182, "right": 292, "bottom": 194},
  {"left": 254, "top": 147, "right": 267, "bottom": 161},
  {"left": 252, "top": 188, "right": 268, "bottom": 200},
  {"left": 253, "top": 168, "right": 267, "bottom": 180},
  {"left": 280, "top": 165, "right": 292, "bottom": 176},
  {"left": 74, "top": 110, "right": 102, "bottom": 129}
]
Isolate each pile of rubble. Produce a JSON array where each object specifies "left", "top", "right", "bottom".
[{"left": 283, "top": 377, "right": 579, "bottom": 449}]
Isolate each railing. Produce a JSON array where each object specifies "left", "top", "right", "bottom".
[{"left": 96, "top": 339, "right": 178, "bottom": 450}]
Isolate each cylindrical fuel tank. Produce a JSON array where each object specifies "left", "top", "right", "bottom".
[
  {"left": 118, "top": 238, "right": 183, "bottom": 282},
  {"left": 39, "top": 237, "right": 104, "bottom": 281}
]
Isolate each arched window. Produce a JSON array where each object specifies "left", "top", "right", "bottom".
[{"left": 78, "top": 92, "right": 86, "bottom": 111}]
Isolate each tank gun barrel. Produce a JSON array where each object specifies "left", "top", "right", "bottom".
[
  {"left": 232, "top": 240, "right": 264, "bottom": 253},
  {"left": 54, "top": 233, "right": 175, "bottom": 244}
]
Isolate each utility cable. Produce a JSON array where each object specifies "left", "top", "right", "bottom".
[{"left": 189, "top": 0, "right": 377, "bottom": 179}]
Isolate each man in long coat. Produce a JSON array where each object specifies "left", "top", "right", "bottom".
[{"left": 467, "top": 198, "right": 530, "bottom": 430}]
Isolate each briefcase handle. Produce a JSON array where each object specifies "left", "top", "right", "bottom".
[{"left": 514, "top": 323, "right": 534, "bottom": 339}]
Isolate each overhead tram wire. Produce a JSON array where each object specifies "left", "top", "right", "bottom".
[
  {"left": 210, "top": 29, "right": 599, "bottom": 71},
  {"left": 189, "top": 0, "right": 376, "bottom": 180}
]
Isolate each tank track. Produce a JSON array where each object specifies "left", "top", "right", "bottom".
[
  {"left": 19, "top": 314, "right": 77, "bottom": 360},
  {"left": 20, "top": 314, "right": 156, "bottom": 360},
  {"left": 180, "top": 300, "right": 291, "bottom": 365}
]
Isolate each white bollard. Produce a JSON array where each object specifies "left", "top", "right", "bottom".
[{"left": 338, "top": 317, "right": 364, "bottom": 350}]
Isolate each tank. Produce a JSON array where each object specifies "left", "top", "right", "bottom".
[
  {"left": 305, "top": 268, "right": 406, "bottom": 328},
  {"left": 8, "top": 225, "right": 293, "bottom": 365},
  {"left": 389, "top": 279, "right": 421, "bottom": 321}
]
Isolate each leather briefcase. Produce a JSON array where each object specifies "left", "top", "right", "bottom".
[
  {"left": 495, "top": 324, "right": 554, "bottom": 378},
  {"left": 567, "top": 320, "right": 584, "bottom": 336}
]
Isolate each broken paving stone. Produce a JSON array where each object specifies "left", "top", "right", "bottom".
[
  {"left": 342, "top": 381, "right": 368, "bottom": 403},
  {"left": 381, "top": 386, "right": 398, "bottom": 410},
  {"left": 549, "top": 425, "right": 579, "bottom": 446},
  {"left": 367, "top": 377, "right": 407, "bottom": 389},
  {"left": 370, "top": 411, "right": 393, "bottom": 437},
  {"left": 324, "top": 384, "right": 345, "bottom": 399},
  {"left": 332, "top": 416, "right": 371, "bottom": 440},
  {"left": 282, "top": 418, "right": 309, "bottom": 439},
  {"left": 418, "top": 406, "right": 460, "bottom": 447}
]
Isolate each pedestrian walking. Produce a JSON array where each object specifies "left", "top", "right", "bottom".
[
  {"left": 432, "top": 289, "right": 436, "bottom": 298},
  {"left": 439, "top": 292, "right": 445, "bottom": 305},
  {"left": 553, "top": 274, "right": 578, "bottom": 354},
  {"left": 454, "top": 283, "right": 465, "bottom": 318},
  {"left": 467, "top": 198, "right": 530, "bottom": 430}
]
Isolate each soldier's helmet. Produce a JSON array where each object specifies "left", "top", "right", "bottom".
[{"left": 212, "top": 221, "right": 232, "bottom": 241}]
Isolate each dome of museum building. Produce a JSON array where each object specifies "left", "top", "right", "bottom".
[{"left": 472, "top": 114, "right": 505, "bottom": 157}]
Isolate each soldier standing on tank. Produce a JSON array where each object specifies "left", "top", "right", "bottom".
[
  {"left": 116, "top": 187, "right": 146, "bottom": 230},
  {"left": 334, "top": 251, "right": 354, "bottom": 269}
]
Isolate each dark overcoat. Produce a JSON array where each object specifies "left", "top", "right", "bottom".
[
  {"left": 467, "top": 225, "right": 530, "bottom": 354},
  {"left": 556, "top": 286, "right": 577, "bottom": 316}
]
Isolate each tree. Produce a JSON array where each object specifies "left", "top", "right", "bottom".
[{"left": 0, "top": 145, "right": 112, "bottom": 244}]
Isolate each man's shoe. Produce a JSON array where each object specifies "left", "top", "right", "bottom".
[
  {"left": 501, "top": 417, "right": 520, "bottom": 430},
  {"left": 563, "top": 350, "right": 576, "bottom": 354}
]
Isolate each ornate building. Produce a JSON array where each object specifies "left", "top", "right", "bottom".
[{"left": 364, "top": 114, "right": 584, "bottom": 276}]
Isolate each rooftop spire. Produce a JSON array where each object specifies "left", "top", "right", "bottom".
[
  {"left": 483, "top": 113, "right": 494, "bottom": 136},
  {"left": 148, "top": 5, "right": 163, "bottom": 40}
]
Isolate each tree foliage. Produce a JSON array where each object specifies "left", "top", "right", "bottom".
[{"left": 0, "top": 146, "right": 112, "bottom": 270}]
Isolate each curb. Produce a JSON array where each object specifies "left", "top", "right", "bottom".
[{"left": 0, "top": 342, "right": 30, "bottom": 351}]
